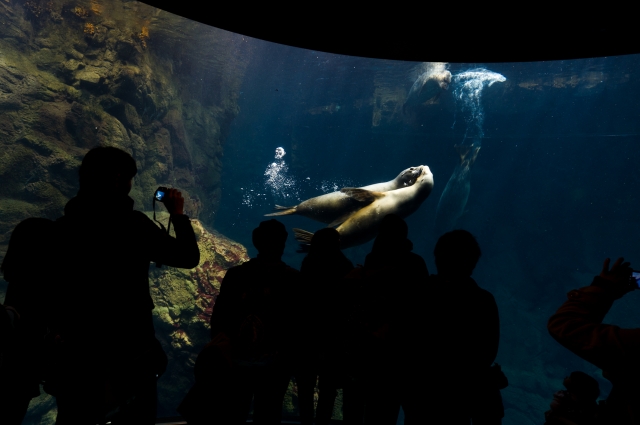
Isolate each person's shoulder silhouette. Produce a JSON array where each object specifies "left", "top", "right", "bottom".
[
  {"left": 210, "top": 219, "right": 299, "bottom": 340},
  {"left": 228, "top": 219, "right": 299, "bottom": 284},
  {"left": 2, "top": 217, "right": 54, "bottom": 291},
  {"left": 301, "top": 227, "right": 353, "bottom": 278},
  {"left": 364, "top": 213, "right": 428, "bottom": 281}
]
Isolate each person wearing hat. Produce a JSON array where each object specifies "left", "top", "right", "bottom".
[{"left": 544, "top": 371, "right": 601, "bottom": 425}]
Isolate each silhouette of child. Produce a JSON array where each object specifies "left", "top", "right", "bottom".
[{"left": 544, "top": 371, "right": 600, "bottom": 425}]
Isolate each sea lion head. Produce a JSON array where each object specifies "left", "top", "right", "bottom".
[
  {"left": 436, "top": 70, "right": 452, "bottom": 90},
  {"left": 397, "top": 166, "right": 425, "bottom": 187},
  {"left": 414, "top": 165, "right": 434, "bottom": 192}
]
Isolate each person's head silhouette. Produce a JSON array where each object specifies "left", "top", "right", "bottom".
[
  {"left": 562, "top": 371, "right": 600, "bottom": 405},
  {"left": 547, "top": 371, "right": 599, "bottom": 418},
  {"left": 372, "top": 214, "right": 409, "bottom": 253},
  {"left": 309, "top": 227, "right": 341, "bottom": 256},
  {"left": 434, "top": 229, "right": 481, "bottom": 277},
  {"left": 1, "top": 217, "right": 53, "bottom": 283},
  {"left": 78, "top": 146, "right": 137, "bottom": 197},
  {"left": 252, "top": 219, "right": 288, "bottom": 260}
]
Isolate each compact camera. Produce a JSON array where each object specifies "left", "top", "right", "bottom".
[{"left": 154, "top": 187, "right": 169, "bottom": 203}]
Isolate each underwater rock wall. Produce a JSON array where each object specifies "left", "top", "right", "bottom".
[{"left": 0, "top": 0, "right": 249, "bottom": 263}]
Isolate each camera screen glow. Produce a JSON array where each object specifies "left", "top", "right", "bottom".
[{"left": 155, "top": 191, "right": 165, "bottom": 201}]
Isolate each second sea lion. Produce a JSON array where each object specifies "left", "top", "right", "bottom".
[
  {"left": 294, "top": 165, "right": 434, "bottom": 249},
  {"left": 434, "top": 144, "right": 480, "bottom": 236},
  {"left": 265, "top": 166, "right": 423, "bottom": 226},
  {"left": 403, "top": 66, "right": 452, "bottom": 113}
]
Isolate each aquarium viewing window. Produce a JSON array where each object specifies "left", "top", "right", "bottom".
[{"left": 0, "top": 1, "right": 639, "bottom": 424}]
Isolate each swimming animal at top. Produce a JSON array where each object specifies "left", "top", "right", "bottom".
[
  {"left": 294, "top": 165, "right": 434, "bottom": 249},
  {"left": 403, "top": 66, "right": 452, "bottom": 113},
  {"left": 265, "top": 166, "right": 424, "bottom": 226},
  {"left": 434, "top": 144, "right": 480, "bottom": 236}
]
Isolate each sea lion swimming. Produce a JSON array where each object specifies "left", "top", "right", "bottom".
[
  {"left": 265, "top": 166, "right": 424, "bottom": 226},
  {"left": 294, "top": 165, "right": 434, "bottom": 249},
  {"left": 403, "top": 66, "right": 452, "bottom": 113},
  {"left": 434, "top": 144, "right": 480, "bottom": 236}
]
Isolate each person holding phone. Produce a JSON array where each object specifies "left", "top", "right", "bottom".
[{"left": 548, "top": 257, "right": 640, "bottom": 425}]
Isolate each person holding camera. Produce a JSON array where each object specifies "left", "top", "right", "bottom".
[
  {"left": 50, "top": 146, "right": 200, "bottom": 425},
  {"left": 548, "top": 257, "right": 640, "bottom": 425}
]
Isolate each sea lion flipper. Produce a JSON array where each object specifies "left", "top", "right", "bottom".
[
  {"left": 264, "top": 205, "right": 297, "bottom": 216},
  {"left": 293, "top": 228, "right": 314, "bottom": 253},
  {"left": 293, "top": 228, "right": 313, "bottom": 243},
  {"left": 454, "top": 144, "right": 481, "bottom": 166},
  {"left": 469, "top": 146, "right": 481, "bottom": 165},
  {"left": 340, "top": 188, "right": 385, "bottom": 203},
  {"left": 455, "top": 144, "right": 471, "bottom": 164}
]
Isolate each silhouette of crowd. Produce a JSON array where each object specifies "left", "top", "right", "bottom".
[{"left": 0, "top": 146, "right": 637, "bottom": 425}]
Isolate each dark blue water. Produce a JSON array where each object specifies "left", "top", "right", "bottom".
[{"left": 214, "top": 40, "right": 640, "bottom": 424}]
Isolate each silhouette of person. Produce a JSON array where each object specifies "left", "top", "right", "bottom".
[
  {"left": 0, "top": 217, "right": 54, "bottom": 425},
  {"left": 297, "top": 228, "right": 353, "bottom": 425},
  {"left": 421, "top": 229, "right": 503, "bottom": 425},
  {"left": 543, "top": 371, "right": 600, "bottom": 425},
  {"left": 548, "top": 257, "right": 640, "bottom": 424},
  {"left": 344, "top": 214, "right": 428, "bottom": 425},
  {"left": 49, "top": 146, "right": 200, "bottom": 425},
  {"left": 201, "top": 219, "right": 300, "bottom": 424}
]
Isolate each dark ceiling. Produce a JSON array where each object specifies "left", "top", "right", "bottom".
[{"left": 138, "top": 3, "right": 635, "bottom": 63}]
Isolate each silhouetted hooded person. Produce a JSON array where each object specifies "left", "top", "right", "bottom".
[
  {"left": 425, "top": 229, "right": 504, "bottom": 425},
  {"left": 0, "top": 217, "right": 54, "bottom": 425},
  {"left": 202, "top": 219, "right": 300, "bottom": 425},
  {"left": 351, "top": 214, "right": 428, "bottom": 425},
  {"left": 544, "top": 371, "right": 601, "bottom": 425},
  {"left": 548, "top": 257, "right": 640, "bottom": 425},
  {"left": 49, "top": 146, "right": 200, "bottom": 425},
  {"left": 297, "top": 228, "right": 353, "bottom": 425}
]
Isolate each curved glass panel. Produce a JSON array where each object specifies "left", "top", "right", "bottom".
[{"left": 0, "top": 1, "right": 638, "bottom": 424}]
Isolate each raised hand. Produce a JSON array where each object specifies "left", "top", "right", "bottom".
[
  {"left": 598, "top": 257, "right": 636, "bottom": 299},
  {"left": 163, "top": 188, "right": 184, "bottom": 216}
]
